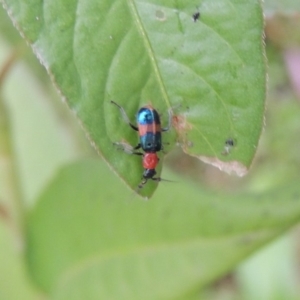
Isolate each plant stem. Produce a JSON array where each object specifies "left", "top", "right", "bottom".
[{"left": 0, "top": 50, "right": 25, "bottom": 248}]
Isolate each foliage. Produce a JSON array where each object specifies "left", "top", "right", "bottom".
[{"left": 0, "top": 0, "right": 299, "bottom": 299}]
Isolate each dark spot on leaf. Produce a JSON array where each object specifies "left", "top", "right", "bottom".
[
  {"left": 222, "top": 138, "right": 236, "bottom": 155},
  {"left": 192, "top": 11, "right": 200, "bottom": 22},
  {"left": 155, "top": 10, "right": 166, "bottom": 21},
  {"left": 225, "top": 139, "right": 235, "bottom": 146}
]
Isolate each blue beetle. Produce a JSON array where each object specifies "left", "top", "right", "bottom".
[{"left": 111, "top": 101, "right": 171, "bottom": 189}]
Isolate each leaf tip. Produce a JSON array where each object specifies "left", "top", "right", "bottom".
[{"left": 199, "top": 156, "right": 248, "bottom": 176}]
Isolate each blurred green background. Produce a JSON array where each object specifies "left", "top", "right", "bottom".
[{"left": 1, "top": 1, "right": 300, "bottom": 299}]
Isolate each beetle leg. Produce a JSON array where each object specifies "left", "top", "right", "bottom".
[
  {"left": 113, "top": 142, "right": 143, "bottom": 156},
  {"left": 111, "top": 101, "right": 138, "bottom": 131},
  {"left": 131, "top": 144, "right": 143, "bottom": 155},
  {"left": 137, "top": 178, "right": 148, "bottom": 190},
  {"left": 151, "top": 177, "right": 162, "bottom": 182},
  {"left": 133, "top": 143, "right": 141, "bottom": 150},
  {"left": 136, "top": 177, "right": 161, "bottom": 194},
  {"left": 132, "top": 152, "right": 143, "bottom": 156},
  {"left": 153, "top": 177, "right": 175, "bottom": 183}
]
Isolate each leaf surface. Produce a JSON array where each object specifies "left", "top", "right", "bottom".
[
  {"left": 27, "top": 159, "right": 300, "bottom": 299},
  {"left": 2, "top": 0, "right": 266, "bottom": 197}
]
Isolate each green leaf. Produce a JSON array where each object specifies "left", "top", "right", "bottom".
[
  {"left": 27, "top": 159, "right": 300, "bottom": 299},
  {"left": 2, "top": 0, "right": 266, "bottom": 197}
]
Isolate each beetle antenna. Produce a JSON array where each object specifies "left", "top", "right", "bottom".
[
  {"left": 152, "top": 177, "right": 176, "bottom": 183},
  {"left": 134, "top": 177, "right": 176, "bottom": 198},
  {"left": 135, "top": 179, "right": 148, "bottom": 194}
]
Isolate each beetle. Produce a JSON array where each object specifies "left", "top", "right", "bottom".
[{"left": 111, "top": 101, "right": 171, "bottom": 189}]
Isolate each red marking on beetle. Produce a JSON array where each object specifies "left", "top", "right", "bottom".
[
  {"left": 143, "top": 153, "right": 159, "bottom": 169},
  {"left": 138, "top": 123, "right": 161, "bottom": 136}
]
